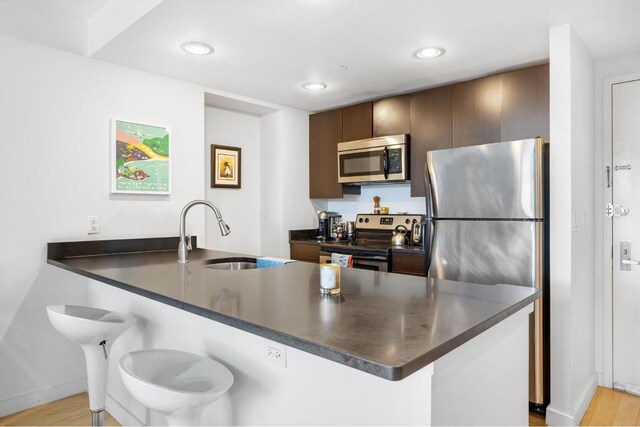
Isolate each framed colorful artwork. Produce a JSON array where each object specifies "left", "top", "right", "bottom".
[
  {"left": 211, "top": 145, "right": 241, "bottom": 189},
  {"left": 111, "top": 119, "right": 171, "bottom": 194}
]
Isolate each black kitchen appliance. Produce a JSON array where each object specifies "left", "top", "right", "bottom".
[
  {"left": 319, "top": 213, "right": 425, "bottom": 272},
  {"left": 316, "top": 210, "right": 339, "bottom": 242}
]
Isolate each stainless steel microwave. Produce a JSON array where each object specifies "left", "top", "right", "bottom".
[{"left": 337, "top": 134, "right": 409, "bottom": 184}]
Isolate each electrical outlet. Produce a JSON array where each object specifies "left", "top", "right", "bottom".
[
  {"left": 88, "top": 216, "right": 100, "bottom": 234},
  {"left": 265, "top": 341, "right": 287, "bottom": 367}
]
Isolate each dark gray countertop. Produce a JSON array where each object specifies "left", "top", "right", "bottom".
[
  {"left": 288, "top": 229, "right": 320, "bottom": 244},
  {"left": 289, "top": 239, "right": 321, "bottom": 246},
  {"left": 48, "top": 241, "right": 539, "bottom": 381}
]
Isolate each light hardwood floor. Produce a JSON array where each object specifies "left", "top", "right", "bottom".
[
  {"left": 530, "top": 386, "right": 640, "bottom": 426},
  {"left": 581, "top": 387, "right": 640, "bottom": 426},
  {"left": 2, "top": 387, "right": 639, "bottom": 426},
  {"left": 0, "top": 394, "right": 119, "bottom": 426}
]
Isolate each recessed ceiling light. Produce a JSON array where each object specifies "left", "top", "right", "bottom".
[
  {"left": 181, "top": 41, "right": 214, "bottom": 55},
  {"left": 301, "top": 82, "right": 327, "bottom": 91},
  {"left": 415, "top": 47, "right": 445, "bottom": 59},
  {"left": 336, "top": 65, "right": 349, "bottom": 71}
]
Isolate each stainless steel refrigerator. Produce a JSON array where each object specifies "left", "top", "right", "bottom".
[{"left": 425, "top": 137, "right": 549, "bottom": 408}]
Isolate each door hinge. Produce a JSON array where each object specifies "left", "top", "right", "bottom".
[
  {"left": 606, "top": 203, "right": 630, "bottom": 218},
  {"left": 606, "top": 166, "right": 611, "bottom": 188}
]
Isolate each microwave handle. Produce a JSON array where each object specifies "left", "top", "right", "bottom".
[{"left": 383, "top": 147, "right": 389, "bottom": 179}]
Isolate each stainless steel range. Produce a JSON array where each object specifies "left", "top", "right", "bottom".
[{"left": 319, "top": 213, "right": 425, "bottom": 272}]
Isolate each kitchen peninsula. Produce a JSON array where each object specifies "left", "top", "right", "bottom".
[{"left": 48, "top": 237, "right": 539, "bottom": 426}]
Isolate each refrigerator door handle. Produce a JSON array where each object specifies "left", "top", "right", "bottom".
[
  {"left": 424, "top": 160, "right": 434, "bottom": 219},
  {"left": 423, "top": 160, "right": 434, "bottom": 275},
  {"left": 424, "top": 219, "right": 434, "bottom": 274}
]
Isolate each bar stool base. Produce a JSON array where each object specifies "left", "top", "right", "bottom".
[{"left": 91, "top": 408, "right": 104, "bottom": 427}]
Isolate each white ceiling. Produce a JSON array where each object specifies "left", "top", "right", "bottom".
[
  {"left": 204, "top": 93, "right": 278, "bottom": 116},
  {"left": 0, "top": 0, "right": 107, "bottom": 55},
  {"left": 48, "top": 0, "right": 107, "bottom": 20},
  {"left": 2, "top": 0, "right": 640, "bottom": 111}
]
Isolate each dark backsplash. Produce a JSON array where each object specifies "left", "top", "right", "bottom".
[{"left": 47, "top": 236, "right": 197, "bottom": 259}]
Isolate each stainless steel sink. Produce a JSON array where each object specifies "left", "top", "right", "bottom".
[{"left": 205, "top": 257, "right": 258, "bottom": 270}]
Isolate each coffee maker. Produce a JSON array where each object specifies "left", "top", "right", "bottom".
[{"left": 316, "top": 210, "right": 339, "bottom": 242}]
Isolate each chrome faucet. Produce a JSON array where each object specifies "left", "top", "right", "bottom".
[{"left": 178, "top": 200, "right": 230, "bottom": 263}]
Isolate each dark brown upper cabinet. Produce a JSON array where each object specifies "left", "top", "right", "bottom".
[
  {"left": 373, "top": 95, "right": 411, "bottom": 137},
  {"left": 342, "top": 102, "right": 373, "bottom": 142},
  {"left": 308, "top": 64, "right": 548, "bottom": 200},
  {"left": 452, "top": 74, "right": 502, "bottom": 148},
  {"left": 309, "top": 109, "right": 343, "bottom": 199},
  {"left": 409, "top": 86, "right": 453, "bottom": 196},
  {"left": 500, "top": 64, "right": 550, "bottom": 142}
]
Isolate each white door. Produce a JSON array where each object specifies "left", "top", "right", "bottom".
[{"left": 613, "top": 78, "right": 640, "bottom": 393}]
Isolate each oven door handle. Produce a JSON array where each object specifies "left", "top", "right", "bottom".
[
  {"left": 383, "top": 147, "right": 389, "bottom": 180},
  {"left": 352, "top": 255, "right": 388, "bottom": 263},
  {"left": 321, "top": 253, "right": 388, "bottom": 263}
]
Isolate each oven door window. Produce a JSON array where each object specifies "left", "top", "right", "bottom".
[
  {"left": 352, "top": 261, "right": 381, "bottom": 271},
  {"left": 320, "top": 252, "right": 388, "bottom": 272},
  {"left": 339, "top": 150, "right": 385, "bottom": 177}
]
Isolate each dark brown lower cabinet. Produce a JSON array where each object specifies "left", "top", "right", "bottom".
[
  {"left": 290, "top": 243, "right": 320, "bottom": 263},
  {"left": 391, "top": 252, "right": 426, "bottom": 277}
]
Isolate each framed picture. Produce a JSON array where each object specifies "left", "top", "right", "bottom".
[
  {"left": 211, "top": 145, "right": 241, "bottom": 188},
  {"left": 111, "top": 119, "right": 171, "bottom": 194}
]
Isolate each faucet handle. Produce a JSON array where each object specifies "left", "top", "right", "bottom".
[{"left": 186, "top": 235, "right": 192, "bottom": 252}]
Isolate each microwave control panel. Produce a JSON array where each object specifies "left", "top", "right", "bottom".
[{"left": 388, "top": 149, "right": 403, "bottom": 173}]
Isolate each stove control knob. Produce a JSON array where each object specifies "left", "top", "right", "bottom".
[
  {"left": 365, "top": 218, "right": 369, "bottom": 223},
  {"left": 358, "top": 218, "right": 363, "bottom": 223},
  {"left": 412, "top": 219, "right": 417, "bottom": 224},
  {"left": 405, "top": 219, "right": 411, "bottom": 224}
]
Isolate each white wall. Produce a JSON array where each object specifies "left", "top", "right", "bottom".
[
  {"left": 546, "top": 24, "right": 597, "bottom": 426},
  {"left": 281, "top": 109, "right": 318, "bottom": 255},
  {"left": 327, "top": 184, "right": 426, "bottom": 221},
  {"left": 259, "top": 110, "right": 317, "bottom": 258},
  {"left": 259, "top": 112, "right": 285, "bottom": 257},
  {"left": 89, "top": 278, "right": 530, "bottom": 426},
  {"left": 0, "top": 35, "right": 207, "bottom": 415},
  {"left": 88, "top": 279, "right": 436, "bottom": 426},
  {"left": 593, "top": 50, "right": 640, "bottom": 385},
  {"left": 204, "top": 107, "right": 261, "bottom": 256}
]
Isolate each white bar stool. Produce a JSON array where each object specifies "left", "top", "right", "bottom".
[
  {"left": 46, "top": 305, "right": 136, "bottom": 426},
  {"left": 118, "top": 349, "right": 234, "bottom": 426}
]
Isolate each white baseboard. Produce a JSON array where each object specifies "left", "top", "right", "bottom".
[
  {"left": 546, "top": 374, "right": 598, "bottom": 426},
  {"left": 105, "top": 393, "right": 145, "bottom": 426},
  {"left": 597, "top": 371, "right": 605, "bottom": 386},
  {"left": 0, "top": 377, "right": 87, "bottom": 417}
]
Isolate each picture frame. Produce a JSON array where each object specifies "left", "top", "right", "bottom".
[
  {"left": 111, "top": 119, "right": 171, "bottom": 195},
  {"left": 211, "top": 144, "right": 241, "bottom": 189}
]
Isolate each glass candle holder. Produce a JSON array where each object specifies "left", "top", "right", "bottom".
[{"left": 320, "top": 264, "right": 341, "bottom": 295}]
